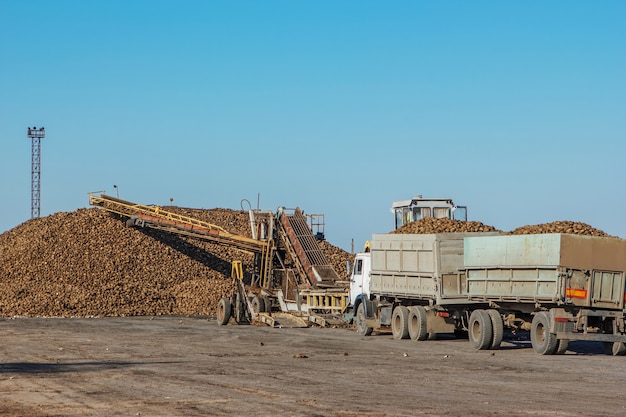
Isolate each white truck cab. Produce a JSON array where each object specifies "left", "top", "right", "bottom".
[{"left": 349, "top": 248, "right": 371, "bottom": 307}]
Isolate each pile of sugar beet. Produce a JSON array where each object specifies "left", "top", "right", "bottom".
[
  {"left": 0, "top": 207, "right": 615, "bottom": 318},
  {"left": 0, "top": 207, "right": 353, "bottom": 318}
]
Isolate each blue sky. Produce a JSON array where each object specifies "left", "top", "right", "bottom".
[{"left": 1, "top": 1, "right": 625, "bottom": 251}]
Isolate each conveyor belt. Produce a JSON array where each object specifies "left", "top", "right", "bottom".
[
  {"left": 277, "top": 208, "right": 340, "bottom": 288},
  {"left": 88, "top": 193, "right": 267, "bottom": 253}
]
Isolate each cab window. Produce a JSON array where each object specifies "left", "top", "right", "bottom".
[
  {"left": 395, "top": 210, "right": 403, "bottom": 229},
  {"left": 414, "top": 207, "right": 431, "bottom": 220},
  {"left": 433, "top": 207, "right": 450, "bottom": 218}
]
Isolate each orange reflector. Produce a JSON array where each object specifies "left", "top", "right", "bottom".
[
  {"left": 437, "top": 312, "right": 450, "bottom": 318},
  {"left": 566, "top": 288, "right": 587, "bottom": 299},
  {"left": 554, "top": 317, "right": 569, "bottom": 322}
]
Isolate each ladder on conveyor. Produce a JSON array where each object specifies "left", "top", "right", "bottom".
[{"left": 276, "top": 208, "right": 340, "bottom": 288}]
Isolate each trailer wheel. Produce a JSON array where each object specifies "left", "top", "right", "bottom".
[
  {"left": 555, "top": 339, "right": 569, "bottom": 355},
  {"left": 408, "top": 306, "right": 428, "bottom": 341},
  {"left": 251, "top": 295, "right": 265, "bottom": 314},
  {"left": 603, "top": 341, "right": 626, "bottom": 356},
  {"left": 392, "top": 306, "right": 410, "bottom": 340},
  {"left": 468, "top": 309, "right": 493, "bottom": 350},
  {"left": 486, "top": 309, "right": 503, "bottom": 350},
  {"left": 356, "top": 302, "right": 373, "bottom": 336},
  {"left": 531, "top": 312, "right": 558, "bottom": 355},
  {"left": 217, "top": 298, "right": 232, "bottom": 326}
]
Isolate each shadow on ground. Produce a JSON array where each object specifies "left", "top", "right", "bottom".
[{"left": 0, "top": 361, "right": 181, "bottom": 374}]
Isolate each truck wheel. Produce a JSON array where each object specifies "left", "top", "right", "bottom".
[
  {"left": 251, "top": 295, "right": 265, "bottom": 314},
  {"left": 555, "top": 339, "right": 569, "bottom": 355},
  {"left": 408, "top": 306, "right": 428, "bottom": 341},
  {"left": 603, "top": 341, "right": 626, "bottom": 356},
  {"left": 531, "top": 312, "right": 558, "bottom": 355},
  {"left": 486, "top": 309, "right": 503, "bottom": 350},
  {"left": 217, "top": 298, "right": 232, "bottom": 326},
  {"left": 356, "top": 302, "right": 373, "bottom": 336},
  {"left": 468, "top": 309, "right": 493, "bottom": 350},
  {"left": 392, "top": 306, "right": 410, "bottom": 340}
]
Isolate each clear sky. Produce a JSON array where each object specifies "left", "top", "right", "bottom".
[{"left": 1, "top": 1, "right": 625, "bottom": 251}]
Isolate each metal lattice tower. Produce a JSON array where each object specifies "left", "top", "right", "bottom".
[{"left": 27, "top": 127, "right": 45, "bottom": 219}]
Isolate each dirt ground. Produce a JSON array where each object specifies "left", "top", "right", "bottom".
[{"left": 0, "top": 316, "right": 625, "bottom": 417}]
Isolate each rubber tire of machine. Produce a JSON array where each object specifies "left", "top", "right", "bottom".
[
  {"left": 262, "top": 295, "right": 272, "bottom": 313},
  {"left": 235, "top": 293, "right": 248, "bottom": 324},
  {"left": 391, "top": 305, "right": 410, "bottom": 340},
  {"left": 486, "top": 309, "right": 504, "bottom": 350},
  {"left": 603, "top": 341, "right": 626, "bottom": 356},
  {"left": 217, "top": 298, "right": 232, "bottom": 326},
  {"left": 251, "top": 295, "right": 265, "bottom": 315},
  {"left": 356, "top": 302, "right": 373, "bottom": 336},
  {"left": 408, "top": 306, "right": 428, "bottom": 341},
  {"left": 468, "top": 309, "right": 494, "bottom": 350},
  {"left": 531, "top": 312, "right": 558, "bottom": 355}
]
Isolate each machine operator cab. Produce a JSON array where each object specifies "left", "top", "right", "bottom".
[{"left": 391, "top": 195, "right": 467, "bottom": 230}]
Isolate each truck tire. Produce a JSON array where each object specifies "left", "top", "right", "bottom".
[
  {"left": 356, "top": 302, "right": 373, "bottom": 336},
  {"left": 555, "top": 339, "right": 569, "bottom": 355},
  {"left": 486, "top": 309, "right": 503, "bottom": 350},
  {"left": 392, "top": 306, "right": 410, "bottom": 340},
  {"left": 408, "top": 306, "right": 428, "bottom": 341},
  {"left": 468, "top": 309, "right": 493, "bottom": 350},
  {"left": 531, "top": 312, "right": 558, "bottom": 355},
  {"left": 603, "top": 341, "right": 626, "bottom": 356},
  {"left": 217, "top": 298, "right": 232, "bottom": 326}
]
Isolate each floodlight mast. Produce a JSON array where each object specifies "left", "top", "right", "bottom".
[{"left": 27, "top": 127, "right": 46, "bottom": 219}]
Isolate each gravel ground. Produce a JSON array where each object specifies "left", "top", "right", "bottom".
[{"left": 1, "top": 316, "right": 625, "bottom": 417}]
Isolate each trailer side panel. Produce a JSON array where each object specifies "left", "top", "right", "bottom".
[
  {"left": 369, "top": 233, "right": 498, "bottom": 303},
  {"left": 465, "top": 234, "right": 626, "bottom": 308}
]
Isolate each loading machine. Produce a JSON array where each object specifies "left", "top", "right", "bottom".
[{"left": 88, "top": 192, "right": 349, "bottom": 327}]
